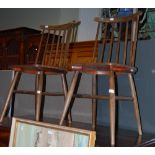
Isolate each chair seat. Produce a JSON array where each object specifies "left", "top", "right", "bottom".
[
  {"left": 72, "top": 63, "right": 137, "bottom": 75},
  {"left": 12, "top": 64, "right": 68, "bottom": 74}
]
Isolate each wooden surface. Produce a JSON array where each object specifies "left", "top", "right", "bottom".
[
  {"left": 0, "top": 26, "right": 95, "bottom": 70},
  {"left": 69, "top": 40, "right": 95, "bottom": 65},
  {"left": 0, "top": 27, "right": 41, "bottom": 69},
  {"left": 0, "top": 127, "right": 10, "bottom": 147},
  {"left": 0, "top": 117, "right": 155, "bottom": 147}
]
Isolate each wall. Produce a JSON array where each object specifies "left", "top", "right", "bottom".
[
  {"left": 0, "top": 8, "right": 101, "bottom": 41},
  {"left": 77, "top": 8, "right": 101, "bottom": 41},
  {"left": 0, "top": 72, "right": 92, "bottom": 124},
  {"left": 97, "top": 39, "right": 155, "bottom": 134},
  {"left": 0, "top": 8, "right": 61, "bottom": 30},
  {"left": 59, "top": 8, "right": 79, "bottom": 23}
]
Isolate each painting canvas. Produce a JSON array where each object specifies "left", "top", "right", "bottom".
[{"left": 9, "top": 117, "right": 96, "bottom": 147}]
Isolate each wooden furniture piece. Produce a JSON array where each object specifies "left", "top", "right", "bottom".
[
  {"left": 0, "top": 27, "right": 41, "bottom": 69},
  {"left": 69, "top": 41, "right": 96, "bottom": 65},
  {"left": 0, "top": 21, "right": 80, "bottom": 123},
  {"left": 0, "top": 26, "right": 96, "bottom": 69},
  {"left": 9, "top": 117, "right": 96, "bottom": 147},
  {"left": 25, "top": 40, "right": 96, "bottom": 66},
  {"left": 59, "top": 12, "right": 142, "bottom": 146},
  {"left": 0, "top": 28, "right": 95, "bottom": 70}
]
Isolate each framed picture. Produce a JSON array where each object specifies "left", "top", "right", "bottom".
[{"left": 9, "top": 117, "right": 96, "bottom": 147}]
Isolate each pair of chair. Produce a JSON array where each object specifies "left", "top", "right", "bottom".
[{"left": 0, "top": 12, "right": 142, "bottom": 146}]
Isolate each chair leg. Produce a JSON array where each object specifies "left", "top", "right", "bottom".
[
  {"left": 61, "top": 73, "right": 72, "bottom": 123},
  {"left": 109, "top": 72, "right": 116, "bottom": 146},
  {"left": 10, "top": 71, "right": 21, "bottom": 117},
  {"left": 59, "top": 71, "right": 80, "bottom": 125},
  {"left": 92, "top": 74, "right": 97, "bottom": 130},
  {"left": 0, "top": 72, "right": 21, "bottom": 123},
  {"left": 136, "top": 135, "right": 142, "bottom": 146},
  {"left": 128, "top": 74, "right": 142, "bottom": 135},
  {"left": 35, "top": 71, "right": 44, "bottom": 121}
]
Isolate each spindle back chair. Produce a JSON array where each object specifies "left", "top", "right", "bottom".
[
  {"left": 59, "top": 12, "right": 142, "bottom": 146},
  {"left": 0, "top": 21, "right": 80, "bottom": 123}
]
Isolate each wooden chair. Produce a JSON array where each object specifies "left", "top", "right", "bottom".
[
  {"left": 59, "top": 12, "right": 142, "bottom": 146},
  {"left": 0, "top": 20, "right": 81, "bottom": 123}
]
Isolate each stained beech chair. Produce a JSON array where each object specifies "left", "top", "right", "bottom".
[
  {"left": 0, "top": 21, "right": 80, "bottom": 123},
  {"left": 59, "top": 12, "right": 142, "bottom": 146}
]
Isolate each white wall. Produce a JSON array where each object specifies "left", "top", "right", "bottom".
[
  {"left": 0, "top": 8, "right": 61, "bottom": 30},
  {"left": 0, "top": 8, "right": 101, "bottom": 41},
  {"left": 77, "top": 8, "right": 101, "bottom": 41},
  {"left": 59, "top": 8, "right": 79, "bottom": 23},
  {"left": 0, "top": 71, "right": 93, "bottom": 124}
]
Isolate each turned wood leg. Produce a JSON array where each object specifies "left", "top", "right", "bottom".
[
  {"left": 92, "top": 74, "right": 97, "bottom": 130},
  {"left": 35, "top": 71, "right": 44, "bottom": 121},
  {"left": 109, "top": 72, "right": 116, "bottom": 146},
  {"left": 59, "top": 71, "right": 80, "bottom": 125},
  {"left": 0, "top": 72, "right": 21, "bottom": 123},
  {"left": 128, "top": 74, "right": 142, "bottom": 135}
]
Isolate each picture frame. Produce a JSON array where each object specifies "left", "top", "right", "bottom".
[{"left": 9, "top": 117, "right": 96, "bottom": 147}]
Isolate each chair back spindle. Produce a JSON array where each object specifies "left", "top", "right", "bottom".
[
  {"left": 35, "top": 21, "right": 81, "bottom": 69},
  {"left": 93, "top": 12, "right": 141, "bottom": 67}
]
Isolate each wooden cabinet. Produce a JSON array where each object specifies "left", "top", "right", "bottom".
[
  {"left": 0, "top": 27, "right": 41, "bottom": 69},
  {"left": 0, "top": 27, "right": 96, "bottom": 69},
  {"left": 69, "top": 41, "right": 95, "bottom": 65},
  {"left": 25, "top": 40, "right": 96, "bottom": 66}
]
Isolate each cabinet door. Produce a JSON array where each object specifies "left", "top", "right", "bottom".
[
  {"left": 25, "top": 34, "right": 40, "bottom": 64},
  {"left": 0, "top": 38, "right": 6, "bottom": 69},
  {"left": 70, "top": 41, "right": 95, "bottom": 65},
  {"left": 5, "top": 38, "right": 20, "bottom": 68}
]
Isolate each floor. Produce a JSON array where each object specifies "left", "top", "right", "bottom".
[{"left": 1, "top": 116, "right": 155, "bottom": 147}]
